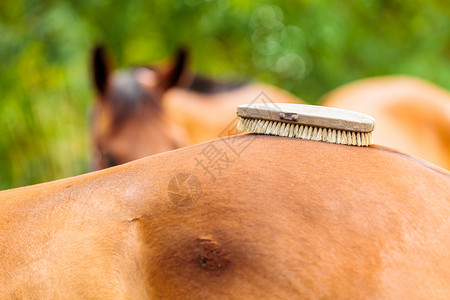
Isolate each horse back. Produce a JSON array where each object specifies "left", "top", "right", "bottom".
[
  {"left": 321, "top": 76, "right": 450, "bottom": 170},
  {"left": 0, "top": 135, "right": 448, "bottom": 298}
]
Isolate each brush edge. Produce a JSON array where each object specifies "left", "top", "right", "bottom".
[{"left": 236, "top": 117, "right": 373, "bottom": 146}]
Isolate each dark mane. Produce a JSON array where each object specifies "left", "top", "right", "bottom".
[
  {"left": 188, "top": 74, "right": 248, "bottom": 94},
  {"left": 107, "top": 68, "right": 162, "bottom": 128}
]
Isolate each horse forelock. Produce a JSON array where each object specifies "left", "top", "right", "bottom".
[{"left": 106, "top": 68, "right": 162, "bottom": 128}]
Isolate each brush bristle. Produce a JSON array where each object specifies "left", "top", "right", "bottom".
[{"left": 236, "top": 117, "right": 373, "bottom": 146}]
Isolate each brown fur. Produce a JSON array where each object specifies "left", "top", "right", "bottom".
[
  {"left": 321, "top": 76, "right": 450, "bottom": 170},
  {"left": 1, "top": 135, "right": 449, "bottom": 298}
]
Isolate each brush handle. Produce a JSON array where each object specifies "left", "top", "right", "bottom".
[{"left": 237, "top": 103, "right": 375, "bottom": 132}]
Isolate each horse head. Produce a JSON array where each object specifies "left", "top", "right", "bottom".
[
  {"left": 90, "top": 46, "right": 191, "bottom": 169},
  {"left": 90, "top": 46, "right": 304, "bottom": 170}
]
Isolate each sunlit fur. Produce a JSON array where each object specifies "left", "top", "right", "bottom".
[{"left": 321, "top": 76, "right": 450, "bottom": 170}]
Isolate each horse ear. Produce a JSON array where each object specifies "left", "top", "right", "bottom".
[
  {"left": 91, "top": 45, "right": 111, "bottom": 95},
  {"left": 159, "top": 46, "right": 190, "bottom": 91}
]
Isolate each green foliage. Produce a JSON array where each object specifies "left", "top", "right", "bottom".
[{"left": 0, "top": 0, "right": 449, "bottom": 189}]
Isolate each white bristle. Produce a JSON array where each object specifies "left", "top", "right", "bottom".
[
  {"left": 285, "top": 123, "right": 291, "bottom": 136},
  {"left": 268, "top": 122, "right": 275, "bottom": 135},
  {"left": 237, "top": 117, "right": 373, "bottom": 146},
  {"left": 288, "top": 124, "right": 295, "bottom": 137},
  {"left": 254, "top": 120, "right": 261, "bottom": 133},
  {"left": 296, "top": 125, "right": 303, "bottom": 138},
  {"left": 285, "top": 123, "right": 291, "bottom": 137},
  {"left": 265, "top": 121, "right": 273, "bottom": 133},
  {"left": 280, "top": 123, "right": 286, "bottom": 136},
  {"left": 315, "top": 128, "right": 323, "bottom": 141},
  {"left": 341, "top": 130, "right": 347, "bottom": 145},
  {"left": 311, "top": 127, "right": 318, "bottom": 141},
  {"left": 363, "top": 133, "right": 368, "bottom": 145},
  {"left": 277, "top": 122, "right": 283, "bottom": 136},
  {"left": 321, "top": 128, "right": 327, "bottom": 142},
  {"left": 317, "top": 128, "right": 324, "bottom": 141},
  {"left": 242, "top": 118, "right": 249, "bottom": 130},
  {"left": 253, "top": 120, "right": 260, "bottom": 133},
  {"left": 244, "top": 118, "right": 250, "bottom": 128},
  {"left": 246, "top": 119, "right": 251, "bottom": 130},
  {"left": 306, "top": 126, "right": 312, "bottom": 139},
  {"left": 251, "top": 119, "right": 258, "bottom": 132},
  {"left": 301, "top": 126, "right": 308, "bottom": 139},
  {"left": 275, "top": 122, "right": 281, "bottom": 135},
  {"left": 256, "top": 120, "right": 263, "bottom": 133},
  {"left": 236, "top": 118, "right": 243, "bottom": 130},
  {"left": 285, "top": 123, "right": 290, "bottom": 137},
  {"left": 246, "top": 119, "right": 252, "bottom": 131},
  {"left": 261, "top": 120, "right": 269, "bottom": 133},
  {"left": 294, "top": 125, "right": 299, "bottom": 137},
  {"left": 262, "top": 120, "right": 269, "bottom": 133}
]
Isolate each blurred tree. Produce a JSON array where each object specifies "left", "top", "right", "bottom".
[{"left": 0, "top": 0, "right": 449, "bottom": 188}]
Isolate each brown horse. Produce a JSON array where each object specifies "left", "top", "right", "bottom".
[
  {"left": 321, "top": 76, "right": 450, "bottom": 170},
  {"left": 1, "top": 135, "right": 449, "bottom": 298},
  {"left": 91, "top": 46, "right": 302, "bottom": 169}
]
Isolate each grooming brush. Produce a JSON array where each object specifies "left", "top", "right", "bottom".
[{"left": 236, "top": 103, "right": 375, "bottom": 146}]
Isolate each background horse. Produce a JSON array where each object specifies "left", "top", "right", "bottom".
[
  {"left": 91, "top": 46, "right": 303, "bottom": 169},
  {"left": 1, "top": 134, "right": 449, "bottom": 298},
  {"left": 321, "top": 76, "right": 450, "bottom": 170}
]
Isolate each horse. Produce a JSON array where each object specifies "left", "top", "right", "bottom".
[
  {"left": 1, "top": 134, "right": 449, "bottom": 298},
  {"left": 91, "top": 46, "right": 303, "bottom": 169},
  {"left": 320, "top": 75, "right": 450, "bottom": 170}
]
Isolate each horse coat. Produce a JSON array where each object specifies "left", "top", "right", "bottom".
[{"left": 0, "top": 135, "right": 449, "bottom": 298}]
